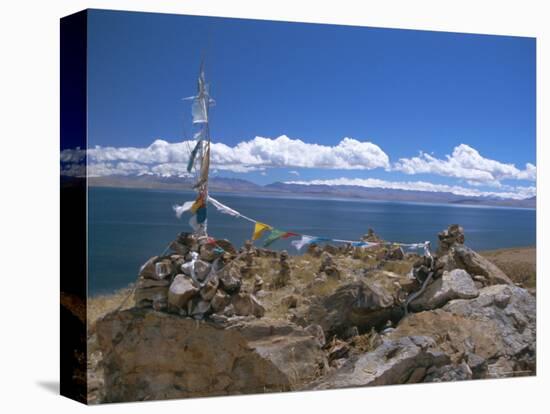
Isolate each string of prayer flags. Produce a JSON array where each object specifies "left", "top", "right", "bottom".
[
  {"left": 252, "top": 222, "right": 272, "bottom": 241},
  {"left": 263, "top": 229, "right": 299, "bottom": 247},
  {"left": 291, "top": 235, "right": 331, "bottom": 251}
]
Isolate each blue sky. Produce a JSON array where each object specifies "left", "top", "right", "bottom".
[{"left": 77, "top": 9, "right": 536, "bottom": 199}]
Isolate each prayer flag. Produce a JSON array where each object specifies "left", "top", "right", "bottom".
[{"left": 252, "top": 222, "right": 272, "bottom": 241}]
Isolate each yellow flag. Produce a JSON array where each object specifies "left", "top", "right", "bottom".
[{"left": 252, "top": 222, "right": 272, "bottom": 241}]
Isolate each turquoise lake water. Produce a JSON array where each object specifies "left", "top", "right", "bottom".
[{"left": 88, "top": 187, "right": 536, "bottom": 295}]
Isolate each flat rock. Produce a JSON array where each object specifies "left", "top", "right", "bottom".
[
  {"left": 308, "top": 336, "right": 449, "bottom": 389},
  {"left": 410, "top": 269, "right": 479, "bottom": 311},
  {"left": 96, "top": 310, "right": 327, "bottom": 402}
]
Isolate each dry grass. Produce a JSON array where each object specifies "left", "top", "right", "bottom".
[
  {"left": 480, "top": 246, "right": 536, "bottom": 289},
  {"left": 87, "top": 287, "right": 134, "bottom": 332}
]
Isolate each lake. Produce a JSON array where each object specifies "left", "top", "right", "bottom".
[{"left": 88, "top": 187, "right": 536, "bottom": 295}]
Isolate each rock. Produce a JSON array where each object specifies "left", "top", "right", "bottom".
[
  {"left": 154, "top": 259, "right": 173, "bottom": 279},
  {"left": 305, "top": 271, "right": 414, "bottom": 336},
  {"left": 232, "top": 293, "right": 266, "bottom": 317},
  {"left": 134, "top": 286, "right": 168, "bottom": 307},
  {"left": 167, "top": 274, "right": 199, "bottom": 309},
  {"left": 199, "top": 243, "right": 219, "bottom": 262},
  {"left": 424, "top": 362, "right": 472, "bottom": 382},
  {"left": 437, "top": 224, "right": 465, "bottom": 255},
  {"left": 444, "top": 245, "right": 513, "bottom": 285},
  {"left": 282, "top": 295, "right": 298, "bottom": 309},
  {"left": 191, "top": 299, "right": 211, "bottom": 319},
  {"left": 136, "top": 277, "right": 171, "bottom": 289},
  {"left": 200, "top": 275, "right": 219, "bottom": 301},
  {"left": 97, "top": 310, "right": 327, "bottom": 402},
  {"left": 138, "top": 256, "right": 159, "bottom": 279},
  {"left": 211, "top": 290, "right": 231, "bottom": 313},
  {"left": 466, "top": 352, "right": 487, "bottom": 379},
  {"left": 319, "top": 252, "right": 341, "bottom": 279},
  {"left": 194, "top": 260, "right": 211, "bottom": 282},
  {"left": 214, "top": 239, "right": 237, "bottom": 255},
  {"left": 409, "top": 269, "right": 479, "bottom": 311},
  {"left": 169, "top": 240, "right": 189, "bottom": 256},
  {"left": 388, "top": 284, "right": 536, "bottom": 377},
  {"left": 443, "top": 285, "right": 536, "bottom": 366},
  {"left": 386, "top": 247, "right": 405, "bottom": 261},
  {"left": 253, "top": 275, "right": 264, "bottom": 294},
  {"left": 308, "top": 336, "right": 449, "bottom": 389},
  {"left": 273, "top": 250, "right": 291, "bottom": 288},
  {"left": 305, "top": 324, "right": 326, "bottom": 347},
  {"left": 327, "top": 339, "right": 350, "bottom": 361},
  {"left": 218, "top": 266, "right": 242, "bottom": 294}
]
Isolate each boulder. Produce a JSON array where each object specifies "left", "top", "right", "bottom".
[
  {"left": 167, "top": 274, "right": 199, "bottom": 309},
  {"left": 442, "top": 245, "right": 513, "bottom": 285},
  {"left": 308, "top": 336, "right": 449, "bottom": 389},
  {"left": 409, "top": 269, "right": 479, "bottom": 311},
  {"left": 443, "top": 284, "right": 536, "bottom": 364},
  {"left": 218, "top": 266, "right": 242, "bottom": 294},
  {"left": 96, "top": 310, "right": 327, "bottom": 402},
  {"left": 304, "top": 271, "right": 414, "bottom": 336}
]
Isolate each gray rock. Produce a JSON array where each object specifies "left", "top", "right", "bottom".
[
  {"left": 424, "top": 362, "right": 472, "bottom": 382},
  {"left": 304, "top": 276, "right": 404, "bottom": 336},
  {"left": 309, "top": 336, "right": 450, "bottom": 389},
  {"left": 449, "top": 245, "right": 513, "bottom": 285},
  {"left": 191, "top": 300, "right": 211, "bottom": 319},
  {"left": 443, "top": 284, "right": 536, "bottom": 363},
  {"left": 167, "top": 274, "right": 199, "bottom": 308},
  {"left": 410, "top": 269, "right": 478, "bottom": 311},
  {"left": 218, "top": 266, "right": 242, "bottom": 294},
  {"left": 305, "top": 324, "right": 326, "bottom": 347},
  {"left": 194, "top": 260, "right": 211, "bottom": 281}
]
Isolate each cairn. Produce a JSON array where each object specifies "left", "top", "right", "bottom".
[
  {"left": 437, "top": 224, "right": 465, "bottom": 255},
  {"left": 272, "top": 250, "right": 291, "bottom": 288},
  {"left": 318, "top": 251, "right": 341, "bottom": 279},
  {"left": 240, "top": 240, "right": 257, "bottom": 279},
  {"left": 133, "top": 233, "right": 265, "bottom": 320}
]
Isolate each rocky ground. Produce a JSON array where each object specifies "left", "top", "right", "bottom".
[{"left": 87, "top": 225, "right": 536, "bottom": 404}]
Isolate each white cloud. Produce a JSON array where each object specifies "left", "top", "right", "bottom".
[
  {"left": 61, "top": 135, "right": 390, "bottom": 177},
  {"left": 286, "top": 177, "right": 536, "bottom": 200},
  {"left": 289, "top": 170, "right": 300, "bottom": 176},
  {"left": 393, "top": 144, "right": 536, "bottom": 185}
]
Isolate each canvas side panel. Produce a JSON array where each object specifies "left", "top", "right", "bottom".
[{"left": 60, "top": 9, "right": 88, "bottom": 405}]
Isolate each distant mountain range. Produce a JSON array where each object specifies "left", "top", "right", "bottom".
[{"left": 87, "top": 175, "right": 536, "bottom": 209}]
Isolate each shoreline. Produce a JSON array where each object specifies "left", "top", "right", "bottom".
[{"left": 88, "top": 184, "right": 536, "bottom": 211}]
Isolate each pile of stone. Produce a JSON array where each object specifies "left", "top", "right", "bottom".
[{"left": 134, "top": 232, "right": 265, "bottom": 320}]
